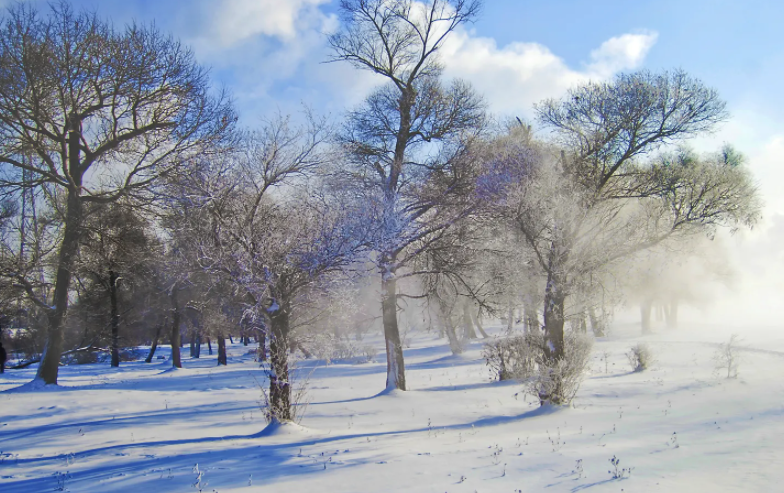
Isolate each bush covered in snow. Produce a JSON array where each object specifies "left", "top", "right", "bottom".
[
  {"left": 626, "top": 343, "right": 654, "bottom": 372},
  {"left": 527, "top": 332, "right": 593, "bottom": 406},
  {"left": 303, "top": 333, "right": 376, "bottom": 364},
  {"left": 483, "top": 333, "right": 539, "bottom": 381},
  {"left": 484, "top": 331, "right": 593, "bottom": 405}
]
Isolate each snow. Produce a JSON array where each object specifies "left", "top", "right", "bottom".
[{"left": 2, "top": 317, "right": 784, "bottom": 492}]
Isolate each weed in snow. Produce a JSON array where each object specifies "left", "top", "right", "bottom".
[
  {"left": 608, "top": 455, "right": 633, "bottom": 479},
  {"left": 573, "top": 458, "right": 584, "bottom": 479},
  {"left": 713, "top": 334, "right": 743, "bottom": 379}
]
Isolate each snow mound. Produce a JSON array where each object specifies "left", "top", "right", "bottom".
[
  {"left": 257, "top": 420, "right": 312, "bottom": 437},
  {"left": 3, "top": 378, "right": 63, "bottom": 393}
]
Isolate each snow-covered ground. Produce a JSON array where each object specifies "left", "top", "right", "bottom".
[{"left": 2, "top": 318, "right": 784, "bottom": 492}]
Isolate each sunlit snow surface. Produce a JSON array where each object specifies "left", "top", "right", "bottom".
[{"left": 2, "top": 316, "right": 783, "bottom": 492}]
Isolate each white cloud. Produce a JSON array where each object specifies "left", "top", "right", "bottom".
[
  {"left": 586, "top": 32, "right": 659, "bottom": 78},
  {"left": 209, "top": 0, "right": 329, "bottom": 47},
  {"left": 440, "top": 30, "right": 659, "bottom": 119}
]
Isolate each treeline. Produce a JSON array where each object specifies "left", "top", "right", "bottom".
[{"left": 0, "top": 1, "right": 759, "bottom": 418}]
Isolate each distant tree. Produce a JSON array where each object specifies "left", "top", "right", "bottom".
[
  {"left": 0, "top": 2, "right": 235, "bottom": 384},
  {"left": 329, "top": 0, "right": 486, "bottom": 391},
  {"left": 77, "top": 203, "right": 153, "bottom": 366}
]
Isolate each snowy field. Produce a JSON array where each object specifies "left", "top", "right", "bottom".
[{"left": 2, "top": 317, "right": 784, "bottom": 492}]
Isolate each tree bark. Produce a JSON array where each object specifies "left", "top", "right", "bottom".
[
  {"left": 145, "top": 323, "right": 163, "bottom": 363},
  {"left": 268, "top": 299, "right": 292, "bottom": 422},
  {"left": 207, "top": 337, "right": 213, "bottom": 355},
  {"left": 257, "top": 326, "right": 267, "bottom": 362},
  {"left": 109, "top": 270, "right": 120, "bottom": 367},
  {"left": 217, "top": 334, "right": 227, "bottom": 366},
  {"left": 170, "top": 288, "right": 182, "bottom": 368},
  {"left": 381, "top": 265, "right": 406, "bottom": 390},
  {"left": 36, "top": 116, "right": 83, "bottom": 385}
]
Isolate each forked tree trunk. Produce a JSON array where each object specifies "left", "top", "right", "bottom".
[
  {"left": 170, "top": 288, "right": 182, "bottom": 368},
  {"left": 268, "top": 299, "right": 292, "bottom": 422},
  {"left": 381, "top": 266, "right": 406, "bottom": 391},
  {"left": 145, "top": 323, "right": 163, "bottom": 363},
  {"left": 36, "top": 116, "right": 83, "bottom": 385},
  {"left": 109, "top": 270, "right": 121, "bottom": 367}
]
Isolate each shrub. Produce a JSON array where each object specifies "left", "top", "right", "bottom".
[
  {"left": 528, "top": 332, "right": 593, "bottom": 406},
  {"left": 483, "top": 333, "right": 539, "bottom": 381},
  {"left": 626, "top": 343, "right": 654, "bottom": 372},
  {"left": 303, "top": 333, "right": 376, "bottom": 364},
  {"left": 484, "top": 330, "right": 593, "bottom": 406}
]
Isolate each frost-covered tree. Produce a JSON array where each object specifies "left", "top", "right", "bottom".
[
  {"left": 0, "top": 2, "right": 235, "bottom": 384},
  {"left": 498, "top": 70, "right": 760, "bottom": 404},
  {"left": 329, "top": 0, "right": 486, "bottom": 390}
]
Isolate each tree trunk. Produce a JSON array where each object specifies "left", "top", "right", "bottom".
[
  {"left": 145, "top": 323, "right": 163, "bottom": 363},
  {"left": 36, "top": 116, "right": 83, "bottom": 385},
  {"left": 589, "top": 306, "right": 605, "bottom": 337},
  {"left": 170, "top": 288, "right": 182, "bottom": 368},
  {"left": 217, "top": 335, "right": 227, "bottom": 366},
  {"left": 461, "top": 302, "right": 478, "bottom": 340},
  {"left": 640, "top": 299, "right": 653, "bottom": 335},
  {"left": 471, "top": 308, "right": 489, "bottom": 338},
  {"left": 257, "top": 326, "right": 267, "bottom": 362},
  {"left": 506, "top": 304, "right": 514, "bottom": 334},
  {"left": 207, "top": 337, "right": 213, "bottom": 355},
  {"left": 665, "top": 296, "right": 679, "bottom": 329},
  {"left": 268, "top": 299, "right": 292, "bottom": 422},
  {"left": 109, "top": 270, "right": 120, "bottom": 367},
  {"left": 381, "top": 266, "right": 406, "bottom": 391},
  {"left": 190, "top": 328, "right": 201, "bottom": 358},
  {"left": 541, "top": 260, "right": 567, "bottom": 405}
]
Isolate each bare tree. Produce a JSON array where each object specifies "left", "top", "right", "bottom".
[
  {"left": 0, "top": 2, "right": 235, "bottom": 384},
  {"left": 329, "top": 0, "right": 485, "bottom": 391}
]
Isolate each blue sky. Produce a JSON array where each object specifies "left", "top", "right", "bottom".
[{"left": 3, "top": 0, "right": 783, "bottom": 220}]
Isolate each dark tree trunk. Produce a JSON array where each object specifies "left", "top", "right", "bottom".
[
  {"left": 36, "top": 116, "right": 83, "bottom": 385},
  {"left": 217, "top": 335, "right": 227, "bottom": 366},
  {"left": 541, "top": 258, "right": 568, "bottom": 405},
  {"left": 190, "top": 329, "right": 201, "bottom": 358},
  {"left": 257, "top": 327, "right": 266, "bottom": 362},
  {"left": 381, "top": 267, "right": 406, "bottom": 390},
  {"left": 640, "top": 299, "right": 653, "bottom": 335},
  {"left": 170, "top": 288, "right": 182, "bottom": 368},
  {"left": 268, "top": 300, "right": 292, "bottom": 422},
  {"left": 145, "top": 323, "right": 163, "bottom": 363},
  {"left": 110, "top": 270, "right": 120, "bottom": 367},
  {"left": 207, "top": 337, "right": 213, "bottom": 355}
]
